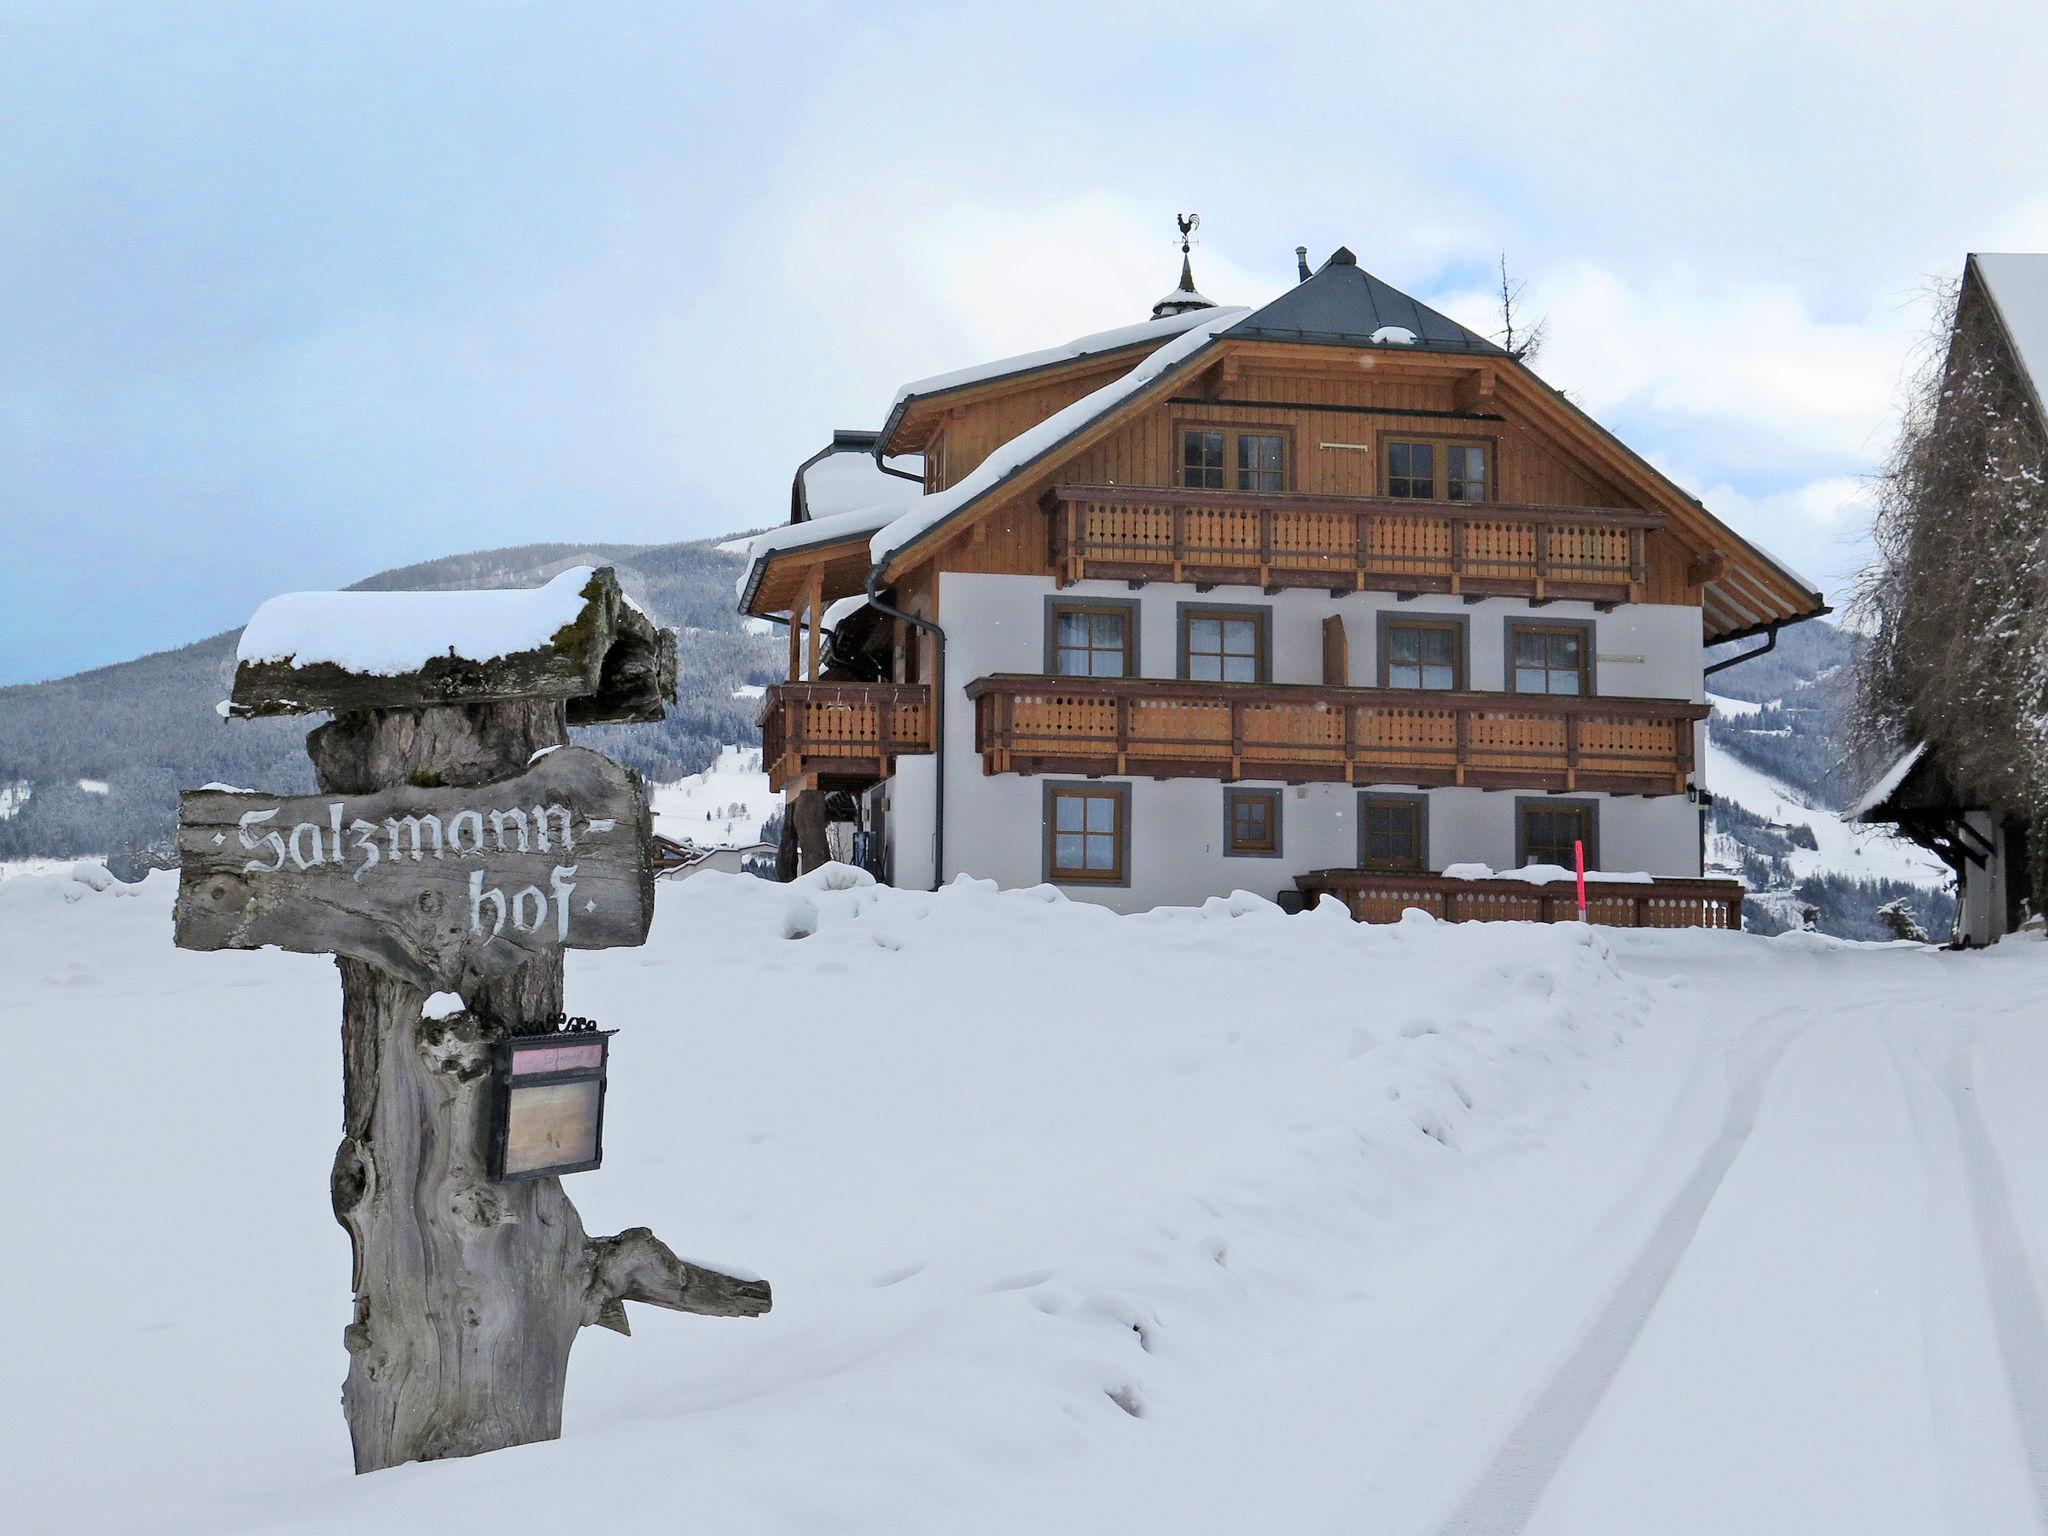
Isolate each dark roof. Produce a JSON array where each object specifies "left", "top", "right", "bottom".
[{"left": 1229, "top": 247, "right": 1505, "bottom": 356}]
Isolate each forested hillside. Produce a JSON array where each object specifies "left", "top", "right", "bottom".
[
  {"left": 0, "top": 538, "right": 779, "bottom": 874},
  {"left": 1704, "top": 618, "right": 1956, "bottom": 938}
]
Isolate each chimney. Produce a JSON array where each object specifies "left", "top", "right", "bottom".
[{"left": 1295, "top": 246, "right": 1311, "bottom": 282}]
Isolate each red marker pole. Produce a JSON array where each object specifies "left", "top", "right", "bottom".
[{"left": 1574, "top": 838, "right": 1588, "bottom": 922}]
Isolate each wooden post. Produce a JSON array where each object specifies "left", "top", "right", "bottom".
[
  {"left": 1321, "top": 613, "right": 1349, "bottom": 687},
  {"left": 805, "top": 569, "right": 824, "bottom": 683},
  {"left": 175, "top": 567, "right": 769, "bottom": 1476}
]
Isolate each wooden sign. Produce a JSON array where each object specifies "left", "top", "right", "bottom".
[{"left": 175, "top": 746, "right": 653, "bottom": 990}]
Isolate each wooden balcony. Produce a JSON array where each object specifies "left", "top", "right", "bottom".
[
  {"left": 1045, "top": 483, "right": 1659, "bottom": 603},
  {"left": 758, "top": 682, "right": 933, "bottom": 793},
  {"left": 1298, "top": 869, "right": 1744, "bottom": 930},
  {"left": 965, "top": 675, "right": 1706, "bottom": 794}
]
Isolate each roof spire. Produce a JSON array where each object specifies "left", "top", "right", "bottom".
[{"left": 1151, "top": 212, "right": 1217, "bottom": 319}]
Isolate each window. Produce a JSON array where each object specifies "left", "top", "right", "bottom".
[
  {"left": 1237, "top": 433, "right": 1286, "bottom": 493},
  {"left": 1508, "top": 621, "right": 1592, "bottom": 696},
  {"left": 1182, "top": 429, "right": 1225, "bottom": 489},
  {"left": 1045, "top": 598, "right": 1138, "bottom": 678},
  {"left": 1224, "top": 788, "right": 1281, "bottom": 857},
  {"left": 1517, "top": 798, "right": 1597, "bottom": 870},
  {"left": 1386, "top": 440, "right": 1435, "bottom": 499},
  {"left": 1045, "top": 782, "right": 1130, "bottom": 885},
  {"left": 1378, "top": 615, "right": 1466, "bottom": 690},
  {"left": 1384, "top": 437, "right": 1491, "bottom": 502},
  {"left": 1359, "top": 794, "right": 1428, "bottom": 872},
  {"left": 1446, "top": 443, "right": 1488, "bottom": 502},
  {"left": 1179, "top": 604, "right": 1269, "bottom": 683},
  {"left": 1179, "top": 425, "right": 1289, "bottom": 493}
]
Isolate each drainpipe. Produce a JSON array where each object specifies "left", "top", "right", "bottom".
[
  {"left": 1703, "top": 621, "right": 1783, "bottom": 678},
  {"left": 864, "top": 569, "right": 946, "bottom": 891}
]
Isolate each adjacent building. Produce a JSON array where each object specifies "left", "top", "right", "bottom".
[
  {"left": 1858, "top": 252, "right": 2048, "bottom": 946},
  {"left": 739, "top": 242, "right": 1827, "bottom": 925}
]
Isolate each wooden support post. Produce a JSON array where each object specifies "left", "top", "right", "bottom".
[{"left": 804, "top": 569, "right": 823, "bottom": 682}]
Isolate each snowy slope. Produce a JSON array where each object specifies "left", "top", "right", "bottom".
[
  {"left": 7, "top": 864, "right": 2048, "bottom": 1534},
  {"left": 648, "top": 744, "right": 779, "bottom": 847},
  {"left": 1706, "top": 737, "right": 1948, "bottom": 887}
]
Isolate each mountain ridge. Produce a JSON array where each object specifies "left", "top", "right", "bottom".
[{"left": 0, "top": 537, "right": 780, "bottom": 874}]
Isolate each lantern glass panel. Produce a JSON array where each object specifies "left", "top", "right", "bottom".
[{"left": 501, "top": 1078, "right": 602, "bottom": 1177}]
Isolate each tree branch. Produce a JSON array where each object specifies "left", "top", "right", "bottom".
[{"left": 585, "top": 1227, "right": 773, "bottom": 1333}]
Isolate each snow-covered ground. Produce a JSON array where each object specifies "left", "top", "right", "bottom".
[
  {"left": 5, "top": 862, "right": 2047, "bottom": 1534},
  {"left": 1706, "top": 737, "right": 1949, "bottom": 887},
  {"left": 649, "top": 745, "right": 778, "bottom": 847},
  {"left": 0, "top": 853, "right": 105, "bottom": 881},
  {"left": 1706, "top": 691, "right": 1763, "bottom": 718}
]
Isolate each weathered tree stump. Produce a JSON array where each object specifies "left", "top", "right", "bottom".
[
  {"left": 315, "top": 699, "right": 767, "bottom": 1473},
  {"left": 175, "top": 569, "right": 768, "bottom": 1475}
]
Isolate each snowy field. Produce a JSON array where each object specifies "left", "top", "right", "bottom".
[
  {"left": 5, "top": 864, "right": 2048, "bottom": 1534},
  {"left": 648, "top": 745, "right": 779, "bottom": 848}
]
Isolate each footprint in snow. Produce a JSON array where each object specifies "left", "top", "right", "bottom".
[
  {"left": 869, "top": 1261, "right": 927, "bottom": 1288},
  {"left": 987, "top": 1269, "right": 1054, "bottom": 1293}
]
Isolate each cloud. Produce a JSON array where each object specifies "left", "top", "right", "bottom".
[{"left": 1434, "top": 263, "right": 1930, "bottom": 472}]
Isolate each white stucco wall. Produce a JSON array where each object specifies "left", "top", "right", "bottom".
[
  {"left": 923, "top": 571, "right": 1706, "bottom": 913},
  {"left": 879, "top": 755, "right": 937, "bottom": 891},
  {"left": 1959, "top": 812, "right": 2009, "bottom": 946}
]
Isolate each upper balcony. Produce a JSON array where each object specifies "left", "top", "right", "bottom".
[
  {"left": 1045, "top": 483, "right": 1661, "bottom": 605},
  {"left": 759, "top": 682, "right": 933, "bottom": 794},
  {"left": 965, "top": 674, "right": 1706, "bottom": 795}
]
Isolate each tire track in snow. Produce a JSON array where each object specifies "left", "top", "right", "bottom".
[
  {"left": 1943, "top": 1033, "right": 2048, "bottom": 1524},
  {"left": 1428, "top": 1019, "right": 1805, "bottom": 1536}
]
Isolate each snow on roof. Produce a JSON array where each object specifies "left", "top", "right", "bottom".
[
  {"left": 1974, "top": 253, "right": 2048, "bottom": 407},
  {"left": 870, "top": 308, "right": 1251, "bottom": 566},
  {"left": 735, "top": 504, "right": 905, "bottom": 601},
  {"left": 887, "top": 306, "right": 1225, "bottom": 416},
  {"left": 1150, "top": 283, "right": 1215, "bottom": 315},
  {"left": 237, "top": 565, "right": 597, "bottom": 676},
  {"left": 820, "top": 594, "right": 870, "bottom": 632},
  {"left": 799, "top": 446, "right": 922, "bottom": 522},
  {"left": 1736, "top": 533, "right": 1825, "bottom": 601},
  {"left": 1853, "top": 741, "right": 1929, "bottom": 820}
]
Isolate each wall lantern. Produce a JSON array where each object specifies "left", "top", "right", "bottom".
[{"left": 487, "top": 1015, "right": 617, "bottom": 1182}]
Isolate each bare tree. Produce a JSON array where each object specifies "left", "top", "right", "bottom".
[
  {"left": 1494, "top": 253, "right": 1548, "bottom": 363},
  {"left": 1853, "top": 273, "right": 2048, "bottom": 914}
]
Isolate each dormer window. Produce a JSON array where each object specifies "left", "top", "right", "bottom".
[
  {"left": 1180, "top": 425, "right": 1289, "bottom": 493},
  {"left": 1385, "top": 437, "right": 1490, "bottom": 502}
]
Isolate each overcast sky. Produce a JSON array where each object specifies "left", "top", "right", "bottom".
[{"left": 5, "top": 2, "right": 2046, "bottom": 685}]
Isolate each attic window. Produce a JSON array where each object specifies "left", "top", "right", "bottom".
[
  {"left": 1385, "top": 438, "right": 1490, "bottom": 503},
  {"left": 1180, "top": 425, "right": 1290, "bottom": 494}
]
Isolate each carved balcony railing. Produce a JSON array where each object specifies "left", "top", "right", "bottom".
[
  {"left": 964, "top": 675, "right": 1706, "bottom": 795},
  {"left": 1045, "top": 483, "right": 1660, "bottom": 603},
  {"left": 1297, "top": 869, "right": 1744, "bottom": 930},
  {"left": 758, "top": 683, "right": 933, "bottom": 793}
]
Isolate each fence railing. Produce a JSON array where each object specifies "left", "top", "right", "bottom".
[
  {"left": 965, "top": 674, "right": 1704, "bottom": 795},
  {"left": 1045, "top": 483, "right": 1660, "bottom": 602},
  {"left": 1297, "top": 869, "right": 1745, "bottom": 929},
  {"left": 759, "top": 683, "right": 933, "bottom": 792}
]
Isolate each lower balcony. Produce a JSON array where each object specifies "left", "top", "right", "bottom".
[
  {"left": 1298, "top": 869, "right": 1744, "bottom": 929},
  {"left": 964, "top": 675, "right": 1706, "bottom": 795},
  {"left": 759, "top": 682, "right": 933, "bottom": 793}
]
